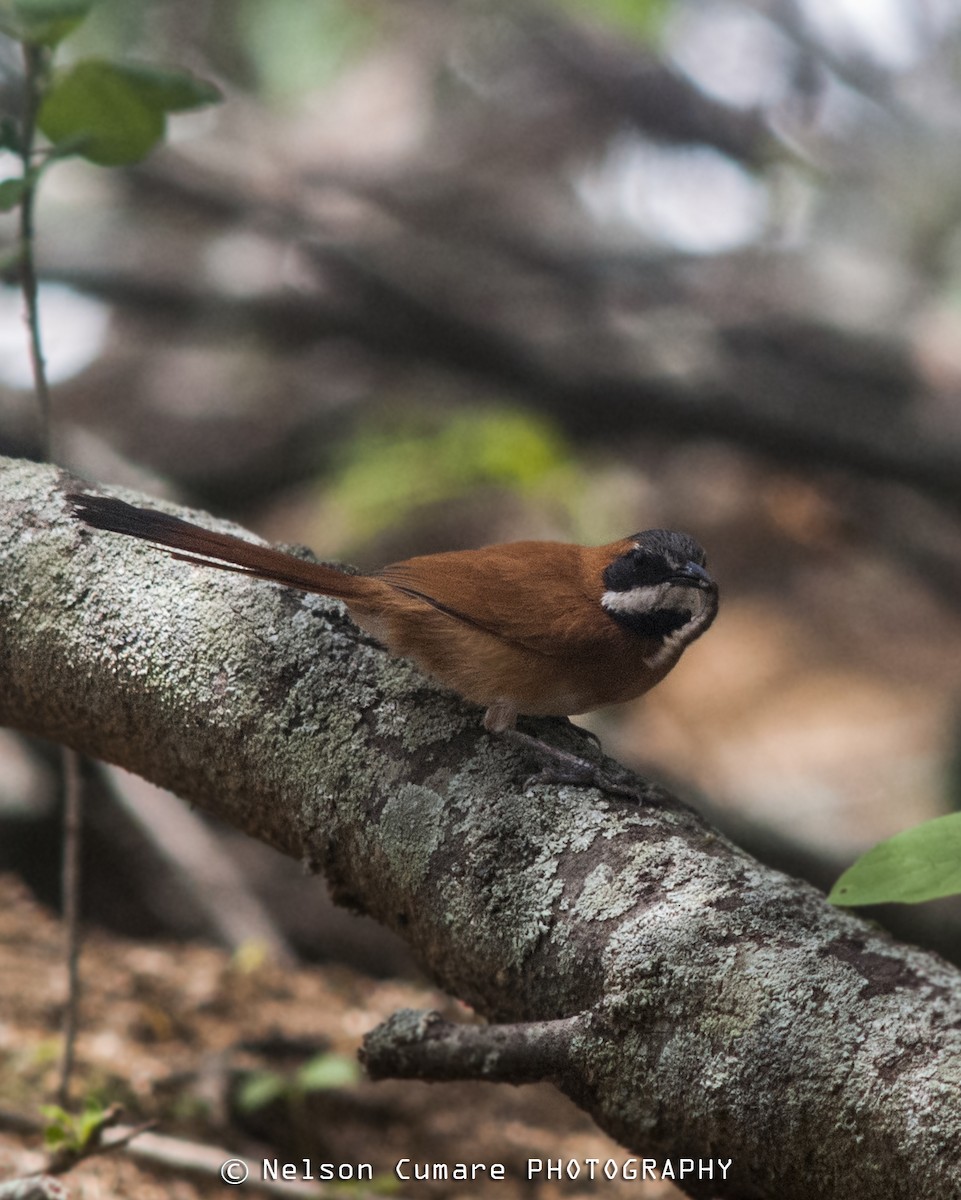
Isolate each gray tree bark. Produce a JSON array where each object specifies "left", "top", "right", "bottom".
[{"left": 2, "top": 455, "right": 960, "bottom": 1200}]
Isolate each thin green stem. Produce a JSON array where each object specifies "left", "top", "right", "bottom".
[{"left": 18, "top": 42, "right": 52, "bottom": 447}]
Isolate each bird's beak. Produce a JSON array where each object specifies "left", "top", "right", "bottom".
[{"left": 672, "top": 562, "right": 715, "bottom": 590}]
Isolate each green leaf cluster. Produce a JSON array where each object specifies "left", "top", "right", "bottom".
[
  {"left": 0, "top": 0, "right": 221, "bottom": 174},
  {"left": 40, "top": 1099, "right": 107, "bottom": 1151},
  {"left": 830, "top": 811, "right": 961, "bottom": 906}
]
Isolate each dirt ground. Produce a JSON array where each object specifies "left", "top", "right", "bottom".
[{"left": 0, "top": 874, "right": 689, "bottom": 1200}]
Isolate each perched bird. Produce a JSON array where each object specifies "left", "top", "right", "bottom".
[{"left": 68, "top": 493, "right": 718, "bottom": 795}]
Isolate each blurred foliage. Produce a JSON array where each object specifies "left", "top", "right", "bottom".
[
  {"left": 34, "top": 0, "right": 375, "bottom": 98},
  {"left": 235, "top": 1051, "right": 361, "bottom": 1113},
  {"left": 234, "top": 0, "right": 374, "bottom": 101},
  {"left": 0, "top": 0, "right": 93, "bottom": 48},
  {"left": 56, "top": 0, "right": 152, "bottom": 57},
  {"left": 328, "top": 408, "right": 579, "bottom": 540},
  {"left": 556, "top": 0, "right": 672, "bottom": 42},
  {"left": 230, "top": 938, "right": 273, "bottom": 974}
]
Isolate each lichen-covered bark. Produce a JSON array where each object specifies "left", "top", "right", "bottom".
[{"left": 2, "top": 455, "right": 960, "bottom": 1200}]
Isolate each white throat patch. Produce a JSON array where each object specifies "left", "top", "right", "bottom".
[
  {"left": 601, "top": 580, "right": 709, "bottom": 618},
  {"left": 601, "top": 581, "right": 672, "bottom": 615}
]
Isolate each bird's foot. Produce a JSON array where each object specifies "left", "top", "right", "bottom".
[
  {"left": 544, "top": 716, "right": 602, "bottom": 752},
  {"left": 500, "top": 729, "right": 649, "bottom": 804}
]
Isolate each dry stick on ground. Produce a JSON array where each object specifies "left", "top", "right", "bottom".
[
  {"left": 98, "top": 763, "right": 296, "bottom": 963},
  {"left": 3, "top": 457, "right": 961, "bottom": 1200}
]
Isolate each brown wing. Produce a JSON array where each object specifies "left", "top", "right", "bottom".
[{"left": 376, "top": 538, "right": 628, "bottom": 657}]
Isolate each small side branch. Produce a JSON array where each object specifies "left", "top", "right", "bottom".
[
  {"left": 361, "top": 1009, "right": 588, "bottom": 1086},
  {"left": 44, "top": 1104, "right": 156, "bottom": 1176}
]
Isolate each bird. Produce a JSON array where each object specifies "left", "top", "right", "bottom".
[{"left": 67, "top": 492, "right": 718, "bottom": 796}]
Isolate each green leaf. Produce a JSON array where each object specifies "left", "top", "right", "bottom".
[
  {"left": 37, "top": 59, "right": 220, "bottom": 166},
  {"left": 76, "top": 1102, "right": 107, "bottom": 1148},
  {"left": 0, "top": 177, "right": 27, "bottom": 211},
  {"left": 0, "top": 117, "right": 23, "bottom": 154},
  {"left": 235, "top": 1070, "right": 287, "bottom": 1114},
  {"left": 39, "top": 59, "right": 164, "bottom": 164},
  {"left": 296, "top": 1052, "right": 360, "bottom": 1092},
  {"left": 109, "top": 62, "right": 222, "bottom": 112},
  {"left": 0, "top": 117, "right": 20, "bottom": 153},
  {"left": 39, "top": 1104, "right": 71, "bottom": 1147},
  {"left": 830, "top": 812, "right": 961, "bottom": 906},
  {"left": 0, "top": 0, "right": 94, "bottom": 46},
  {"left": 39, "top": 1103, "right": 70, "bottom": 1123}
]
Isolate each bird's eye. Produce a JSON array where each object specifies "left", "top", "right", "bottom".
[{"left": 604, "top": 550, "right": 666, "bottom": 592}]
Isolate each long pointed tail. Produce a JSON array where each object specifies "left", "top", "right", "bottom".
[{"left": 68, "top": 493, "right": 368, "bottom": 600}]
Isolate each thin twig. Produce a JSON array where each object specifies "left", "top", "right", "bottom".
[
  {"left": 17, "top": 43, "right": 52, "bottom": 441},
  {"left": 56, "top": 748, "right": 83, "bottom": 1108},
  {"left": 16, "top": 41, "right": 85, "bottom": 1111}
]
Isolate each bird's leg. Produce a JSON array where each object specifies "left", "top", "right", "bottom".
[
  {"left": 497, "top": 729, "right": 649, "bottom": 804},
  {"left": 547, "top": 715, "right": 602, "bottom": 752},
  {"left": 483, "top": 703, "right": 646, "bottom": 802},
  {"left": 501, "top": 729, "right": 647, "bottom": 803}
]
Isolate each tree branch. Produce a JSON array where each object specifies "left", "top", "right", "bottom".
[
  {"left": 361, "top": 1009, "right": 588, "bottom": 1085},
  {"left": 3, "top": 456, "right": 961, "bottom": 1200}
]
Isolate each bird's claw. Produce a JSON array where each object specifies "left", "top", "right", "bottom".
[{"left": 502, "top": 729, "right": 649, "bottom": 804}]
